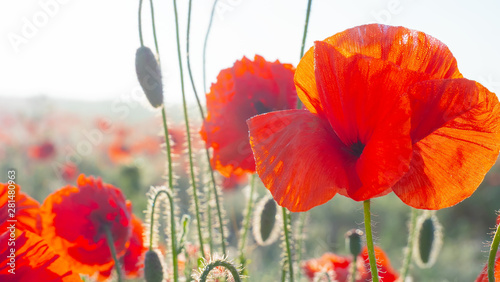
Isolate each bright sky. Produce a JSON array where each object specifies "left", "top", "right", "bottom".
[{"left": 1, "top": 0, "right": 499, "bottom": 105}]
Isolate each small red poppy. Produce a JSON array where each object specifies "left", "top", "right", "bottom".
[
  {"left": 248, "top": 24, "right": 500, "bottom": 211},
  {"left": 301, "top": 246, "right": 398, "bottom": 281},
  {"left": 0, "top": 183, "right": 42, "bottom": 234},
  {"left": 41, "top": 174, "right": 132, "bottom": 276},
  {"left": 108, "top": 138, "right": 133, "bottom": 165},
  {"left": 28, "top": 141, "right": 56, "bottom": 160},
  {"left": 201, "top": 55, "right": 297, "bottom": 178},
  {"left": 0, "top": 230, "right": 81, "bottom": 282}
]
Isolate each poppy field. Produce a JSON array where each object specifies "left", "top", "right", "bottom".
[{"left": 2, "top": 1, "right": 500, "bottom": 282}]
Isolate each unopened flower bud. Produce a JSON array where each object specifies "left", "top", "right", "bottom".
[
  {"left": 413, "top": 212, "right": 443, "bottom": 268},
  {"left": 144, "top": 249, "right": 164, "bottom": 282},
  {"left": 252, "top": 195, "right": 281, "bottom": 246},
  {"left": 345, "top": 229, "right": 363, "bottom": 257},
  {"left": 135, "top": 46, "right": 163, "bottom": 108}
]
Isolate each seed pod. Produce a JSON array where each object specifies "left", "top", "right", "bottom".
[
  {"left": 252, "top": 195, "right": 281, "bottom": 246},
  {"left": 144, "top": 249, "right": 164, "bottom": 282},
  {"left": 345, "top": 229, "right": 364, "bottom": 257},
  {"left": 413, "top": 212, "right": 443, "bottom": 268},
  {"left": 135, "top": 46, "right": 163, "bottom": 108}
]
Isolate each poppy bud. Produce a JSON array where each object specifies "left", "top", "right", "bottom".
[
  {"left": 144, "top": 249, "right": 164, "bottom": 282},
  {"left": 345, "top": 229, "right": 363, "bottom": 257},
  {"left": 252, "top": 195, "right": 281, "bottom": 246},
  {"left": 413, "top": 212, "right": 443, "bottom": 268},
  {"left": 135, "top": 46, "right": 163, "bottom": 108}
]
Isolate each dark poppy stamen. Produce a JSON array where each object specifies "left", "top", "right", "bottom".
[
  {"left": 350, "top": 141, "right": 365, "bottom": 157},
  {"left": 254, "top": 100, "right": 271, "bottom": 114}
]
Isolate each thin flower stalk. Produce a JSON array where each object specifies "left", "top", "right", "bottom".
[
  {"left": 238, "top": 174, "right": 256, "bottom": 268},
  {"left": 186, "top": 0, "right": 227, "bottom": 256},
  {"left": 363, "top": 200, "right": 379, "bottom": 282},
  {"left": 282, "top": 207, "right": 294, "bottom": 282},
  {"left": 399, "top": 208, "right": 419, "bottom": 280},
  {"left": 172, "top": 0, "right": 206, "bottom": 259},
  {"left": 489, "top": 222, "right": 500, "bottom": 281},
  {"left": 104, "top": 226, "right": 123, "bottom": 282}
]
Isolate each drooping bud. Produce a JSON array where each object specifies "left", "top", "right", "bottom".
[
  {"left": 413, "top": 212, "right": 443, "bottom": 268},
  {"left": 252, "top": 195, "right": 281, "bottom": 246},
  {"left": 345, "top": 229, "right": 364, "bottom": 257},
  {"left": 135, "top": 46, "right": 163, "bottom": 108},
  {"left": 144, "top": 249, "right": 164, "bottom": 282}
]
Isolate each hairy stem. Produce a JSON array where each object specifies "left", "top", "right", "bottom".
[
  {"left": 104, "top": 226, "right": 123, "bottom": 282},
  {"left": 363, "top": 200, "right": 379, "bottom": 282},
  {"left": 186, "top": 0, "right": 226, "bottom": 256},
  {"left": 199, "top": 259, "right": 242, "bottom": 282},
  {"left": 172, "top": 0, "right": 206, "bottom": 259},
  {"left": 238, "top": 174, "right": 256, "bottom": 269},
  {"left": 399, "top": 208, "right": 419, "bottom": 280},
  {"left": 488, "top": 221, "right": 500, "bottom": 281},
  {"left": 202, "top": 0, "right": 219, "bottom": 94},
  {"left": 282, "top": 207, "right": 294, "bottom": 282}
]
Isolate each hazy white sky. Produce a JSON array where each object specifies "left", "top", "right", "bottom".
[{"left": 1, "top": 0, "right": 499, "bottom": 105}]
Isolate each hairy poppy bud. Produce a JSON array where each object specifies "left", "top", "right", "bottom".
[
  {"left": 345, "top": 229, "right": 363, "bottom": 257},
  {"left": 413, "top": 212, "right": 443, "bottom": 268},
  {"left": 135, "top": 46, "right": 163, "bottom": 108},
  {"left": 144, "top": 249, "right": 164, "bottom": 282},
  {"left": 252, "top": 195, "right": 281, "bottom": 246}
]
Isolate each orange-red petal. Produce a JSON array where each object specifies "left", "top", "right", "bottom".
[
  {"left": 0, "top": 231, "right": 81, "bottom": 282},
  {"left": 295, "top": 24, "right": 462, "bottom": 115},
  {"left": 392, "top": 80, "right": 500, "bottom": 209},
  {"left": 0, "top": 183, "right": 42, "bottom": 234},
  {"left": 360, "top": 246, "right": 399, "bottom": 281},
  {"left": 248, "top": 110, "right": 353, "bottom": 212}
]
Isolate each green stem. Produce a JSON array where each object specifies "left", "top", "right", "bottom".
[
  {"left": 399, "top": 208, "right": 419, "bottom": 280},
  {"left": 172, "top": 0, "right": 206, "bottom": 259},
  {"left": 363, "top": 200, "right": 379, "bottom": 282},
  {"left": 238, "top": 174, "right": 256, "bottom": 268},
  {"left": 282, "top": 207, "right": 294, "bottom": 282},
  {"left": 488, "top": 221, "right": 500, "bottom": 282},
  {"left": 138, "top": 0, "right": 144, "bottom": 46},
  {"left": 199, "top": 259, "right": 242, "bottom": 282},
  {"left": 104, "top": 226, "right": 123, "bottom": 282},
  {"left": 348, "top": 256, "right": 357, "bottom": 282},
  {"left": 297, "top": 0, "right": 313, "bottom": 109},
  {"left": 186, "top": 0, "right": 226, "bottom": 256},
  {"left": 148, "top": 190, "right": 179, "bottom": 282},
  {"left": 161, "top": 108, "right": 174, "bottom": 191},
  {"left": 203, "top": 0, "right": 219, "bottom": 94},
  {"left": 295, "top": 212, "right": 307, "bottom": 281}
]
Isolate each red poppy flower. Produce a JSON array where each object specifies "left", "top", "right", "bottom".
[
  {"left": 201, "top": 55, "right": 297, "bottom": 178},
  {"left": 248, "top": 24, "right": 500, "bottom": 211},
  {"left": 108, "top": 138, "right": 133, "bottom": 165},
  {"left": 476, "top": 253, "right": 500, "bottom": 282},
  {"left": 0, "top": 230, "right": 81, "bottom": 282},
  {"left": 28, "top": 141, "right": 56, "bottom": 160},
  {"left": 0, "top": 183, "right": 42, "bottom": 234},
  {"left": 301, "top": 246, "right": 398, "bottom": 281},
  {"left": 41, "top": 174, "right": 132, "bottom": 276}
]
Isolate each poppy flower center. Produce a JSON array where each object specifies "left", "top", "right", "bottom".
[
  {"left": 350, "top": 141, "right": 365, "bottom": 157},
  {"left": 253, "top": 100, "right": 271, "bottom": 114}
]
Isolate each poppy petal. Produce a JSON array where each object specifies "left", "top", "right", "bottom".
[
  {"left": 295, "top": 24, "right": 462, "bottom": 116},
  {"left": 393, "top": 80, "right": 500, "bottom": 209},
  {"left": 314, "top": 41, "right": 413, "bottom": 200},
  {"left": 248, "top": 109, "right": 356, "bottom": 212}
]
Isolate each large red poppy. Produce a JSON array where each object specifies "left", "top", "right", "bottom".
[
  {"left": 301, "top": 246, "right": 398, "bottom": 281},
  {"left": 41, "top": 174, "right": 132, "bottom": 276},
  {"left": 0, "top": 183, "right": 42, "bottom": 234},
  {"left": 201, "top": 55, "right": 297, "bottom": 178},
  {"left": 248, "top": 24, "right": 500, "bottom": 211},
  {"left": 0, "top": 230, "right": 81, "bottom": 282}
]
